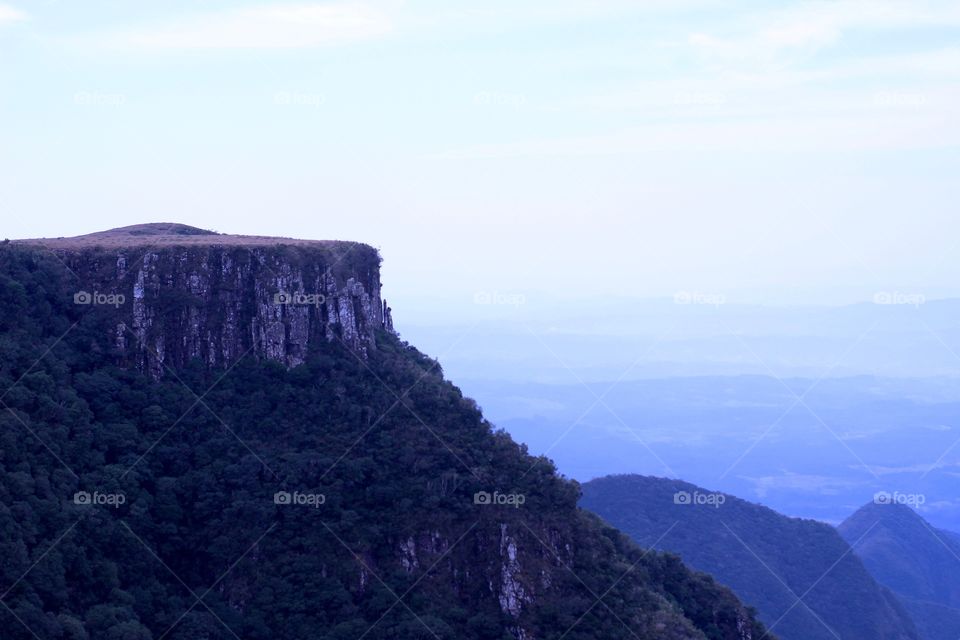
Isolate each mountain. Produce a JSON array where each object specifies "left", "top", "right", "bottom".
[
  {"left": 580, "top": 474, "right": 919, "bottom": 640},
  {"left": 839, "top": 502, "right": 960, "bottom": 640},
  {"left": 0, "top": 225, "right": 768, "bottom": 640}
]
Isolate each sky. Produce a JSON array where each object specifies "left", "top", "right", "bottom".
[{"left": 1, "top": 0, "right": 959, "bottom": 310}]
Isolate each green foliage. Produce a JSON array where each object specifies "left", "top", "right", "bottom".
[{"left": 0, "top": 247, "right": 766, "bottom": 639}]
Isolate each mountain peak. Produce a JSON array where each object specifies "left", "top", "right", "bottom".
[
  {"left": 581, "top": 474, "right": 921, "bottom": 640},
  {"left": 850, "top": 500, "right": 925, "bottom": 524},
  {"left": 840, "top": 499, "right": 960, "bottom": 639},
  {"left": 104, "top": 222, "right": 218, "bottom": 236}
]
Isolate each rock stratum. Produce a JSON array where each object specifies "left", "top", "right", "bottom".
[{"left": 13, "top": 223, "right": 394, "bottom": 376}]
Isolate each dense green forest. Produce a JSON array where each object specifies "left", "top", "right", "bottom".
[{"left": 0, "top": 245, "right": 768, "bottom": 640}]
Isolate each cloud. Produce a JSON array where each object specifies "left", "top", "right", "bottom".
[
  {"left": 686, "top": 16, "right": 839, "bottom": 63},
  {"left": 433, "top": 106, "right": 959, "bottom": 159},
  {"left": 740, "top": 470, "right": 867, "bottom": 498},
  {"left": 851, "top": 460, "right": 960, "bottom": 476},
  {"left": 920, "top": 498, "right": 960, "bottom": 511},
  {"left": 413, "top": 0, "right": 723, "bottom": 32},
  {"left": 95, "top": 3, "right": 392, "bottom": 50},
  {"left": 685, "top": 0, "right": 960, "bottom": 66},
  {"left": 0, "top": 4, "right": 26, "bottom": 25}
]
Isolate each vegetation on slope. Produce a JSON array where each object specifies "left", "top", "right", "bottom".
[
  {"left": 0, "top": 246, "right": 767, "bottom": 640},
  {"left": 580, "top": 474, "right": 919, "bottom": 640},
  {"left": 839, "top": 502, "right": 960, "bottom": 640}
]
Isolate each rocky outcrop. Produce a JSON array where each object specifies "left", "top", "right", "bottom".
[
  {"left": 16, "top": 224, "right": 394, "bottom": 376},
  {"left": 497, "top": 524, "right": 529, "bottom": 617}
]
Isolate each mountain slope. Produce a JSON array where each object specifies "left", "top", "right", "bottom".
[
  {"left": 839, "top": 502, "right": 960, "bottom": 640},
  {"left": 0, "top": 229, "right": 768, "bottom": 640},
  {"left": 580, "top": 474, "right": 919, "bottom": 640}
]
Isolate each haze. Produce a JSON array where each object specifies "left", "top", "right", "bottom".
[{"left": 2, "top": 0, "right": 959, "bottom": 306}]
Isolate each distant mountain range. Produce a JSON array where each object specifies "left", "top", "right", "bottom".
[
  {"left": 458, "top": 374, "right": 960, "bottom": 530},
  {"left": 580, "top": 474, "right": 919, "bottom": 640},
  {"left": 840, "top": 502, "right": 960, "bottom": 640},
  {"left": 403, "top": 296, "right": 960, "bottom": 383}
]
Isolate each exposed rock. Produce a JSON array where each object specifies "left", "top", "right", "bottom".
[
  {"left": 15, "top": 224, "right": 396, "bottom": 377},
  {"left": 498, "top": 524, "right": 528, "bottom": 617},
  {"left": 399, "top": 537, "right": 419, "bottom": 573}
]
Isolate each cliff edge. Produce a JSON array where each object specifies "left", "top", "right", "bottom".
[{"left": 10, "top": 223, "right": 395, "bottom": 376}]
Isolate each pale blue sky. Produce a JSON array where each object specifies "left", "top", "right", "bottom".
[{"left": 2, "top": 0, "right": 958, "bottom": 307}]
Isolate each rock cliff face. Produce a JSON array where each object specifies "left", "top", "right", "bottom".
[{"left": 15, "top": 223, "right": 394, "bottom": 377}]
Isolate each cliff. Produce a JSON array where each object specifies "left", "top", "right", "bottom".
[
  {"left": 0, "top": 226, "right": 769, "bottom": 640},
  {"left": 13, "top": 223, "right": 395, "bottom": 376}
]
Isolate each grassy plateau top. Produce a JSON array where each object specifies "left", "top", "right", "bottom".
[{"left": 11, "top": 223, "right": 363, "bottom": 251}]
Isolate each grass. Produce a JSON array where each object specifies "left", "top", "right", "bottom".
[{"left": 11, "top": 223, "right": 358, "bottom": 249}]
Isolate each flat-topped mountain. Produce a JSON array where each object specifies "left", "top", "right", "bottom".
[
  {"left": 0, "top": 227, "right": 769, "bottom": 640},
  {"left": 8, "top": 223, "right": 392, "bottom": 375},
  {"left": 12, "top": 222, "right": 357, "bottom": 249}
]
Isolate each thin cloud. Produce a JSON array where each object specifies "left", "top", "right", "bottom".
[
  {"left": 686, "top": 0, "right": 960, "bottom": 65},
  {"left": 93, "top": 3, "right": 392, "bottom": 50},
  {"left": 0, "top": 3, "right": 26, "bottom": 25},
  {"left": 433, "top": 108, "right": 958, "bottom": 159},
  {"left": 851, "top": 460, "right": 960, "bottom": 476},
  {"left": 739, "top": 471, "right": 867, "bottom": 498}
]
